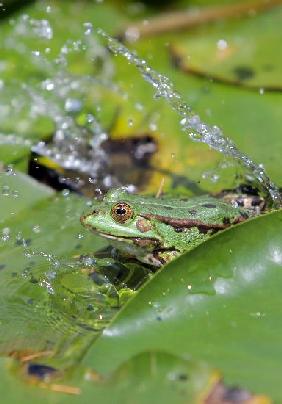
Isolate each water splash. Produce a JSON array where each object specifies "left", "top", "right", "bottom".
[
  {"left": 1, "top": 13, "right": 119, "bottom": 183},
  {"left": 96, "top": 29, "right": 282, "bottom": 206}
]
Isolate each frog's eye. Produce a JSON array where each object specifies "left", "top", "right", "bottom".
[{"left": 111, "top": 202, "right": 133, "bottom": 223}]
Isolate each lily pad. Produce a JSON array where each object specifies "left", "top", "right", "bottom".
[
  {"left": 0, "top": 168, "right": 53, "bottom": 223},
  {"left": 84, "top": 210, "right": 282, "bottom": 402},
  {"left": 170, "top": 6, "right": 282, "bottom": 89}
]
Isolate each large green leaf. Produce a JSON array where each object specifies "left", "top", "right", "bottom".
[
  {"left": 84, "top": 210, "right": 282, "bottom": 401},
  {"left": 170, "top": 7, "right": 282, "bottom": 89},
  {"left": 0, "top": 169, "right": 53, "bottom": 223}
]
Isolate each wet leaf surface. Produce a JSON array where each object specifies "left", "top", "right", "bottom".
[
  {"left": 170, "top": 7, "right": 282, "bottom": 90},
  {"left": 85, "top": 210, "right": 282, "bottom": 401},
  {"left": 0, "top": 168, "right": 53, "bottom": 223}
]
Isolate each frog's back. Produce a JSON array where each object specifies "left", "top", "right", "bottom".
[{"left": 124, "top": 194, "right": 247, "bottom": 225}]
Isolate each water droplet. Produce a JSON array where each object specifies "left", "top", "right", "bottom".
[
  {"left": 64, "top": 98, "right": 82, "bottom": 113},
  {"left": 149, "top": 122, "right": 157, "bottom": 131},
  {"left": 217, "top": 39, "right": 228, "bottom": 50},
  {"left": 2, "top": 227, "right": 10, "bottom": 242},
  {"left": 124, "top": 27, "right": 140, "bottom": 43},
  {"left": 83, "top": 22, "right": 93, "bottom": 36},
  {"left": 32, "top": 225, "right": 41, "bottom": 234},
  {"left": 202, "top": 170, "right": 220, "bottom": 183},
  {"left": 31, "top": 19, "right": 53, "bottom": 40},
  {"left": 135, "top": 102, "right": 143, "bottom": 111},
  {"left": 31, "top": 50, "right": 40, "bottom": 57},
  {"left": 82, "top": 256, "right": 96, "bottom": 266},
  {"left": 2, "top": 185, "right": 10, "bottom": 196},
  {"left": 103, "top": 175, "right": 113, "bottom": 188},
  {"left": 42, "top": 79, "right": 54, "bottom": 91},
  {"left": 5, "top": 165, "right": 15, "bottom": 176}
]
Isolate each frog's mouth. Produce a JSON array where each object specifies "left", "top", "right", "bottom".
[
  {"left": 96, "top": 231, "right": 160, "bottom": 248},
  {"left": 81, "top": 217, "right": 162, "bottom": 248}
]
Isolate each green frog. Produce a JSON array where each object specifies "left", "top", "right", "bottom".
[{"left": 81, "top": 188, "right": 253, "bottom": 267}]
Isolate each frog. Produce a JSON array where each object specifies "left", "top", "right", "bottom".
[{"left": 80, "top": 188, "right": 253, "bottom": 267}]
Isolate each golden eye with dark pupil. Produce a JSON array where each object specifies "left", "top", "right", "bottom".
[{"left": 111, "top": 203, "right": 133, "bottom": 223}]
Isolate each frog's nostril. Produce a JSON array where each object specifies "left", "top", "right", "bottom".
[
  {"left": 80, "top": 214, "right": 87, "bottom": 225},
  {"left": 92, "top": 209, "right": 99, "bottom": 215},
  {"left": 80, "top": 211, "right": 97, "bottom": 225}
]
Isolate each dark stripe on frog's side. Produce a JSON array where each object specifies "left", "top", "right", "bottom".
[
  {"left": 141, "top": 213, "right": 246, "bottom": 232},
  {"left": 201, "top": 203, "right": 217, "bottom": 208},
  {"left": 132, "top": 237, "right": 160, "bottom": 248}
]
